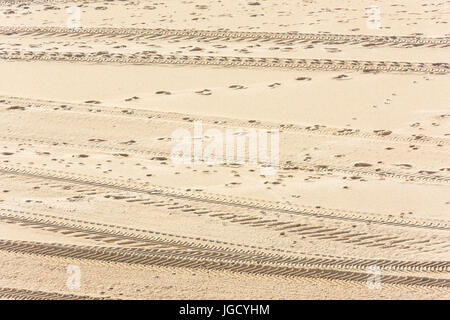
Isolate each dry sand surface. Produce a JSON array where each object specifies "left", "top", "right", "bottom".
[{"left": 0, "top": 0, "right": 449, "bottom": 300}]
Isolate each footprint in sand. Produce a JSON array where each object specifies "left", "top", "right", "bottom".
[
  {"left": 394, "top": 164, "right": 412, "bottom": 169},
  {"left": 195, "top": 89, "right": 212, "bottom": 96},
  {"left": 229, "top": 85, "right": 247, "bottom": 90},
  {"left": 120, "top": 140, "right": 136, "bottom": 145},
  {"left": 333, "top": 74, "right": 350, "bottom": 80},
  {"left": 6, "top": 106, "right": 25, "bottom": 110},
  {"left": 373, "top": 130, "right": 392, "bottom": 136},
  {"left": 268, "top": 82, "right": 281, "bottom": 89},
  {"left": 88, "top": 138, "right": 106, "bottom": 143},
  {"left": 296, "top": 77, "right": 311, "bottom": 81},
  {"left": 151, "top": 157, "right": 168, "bottom": 161},
  {"left": 353, "top": 162, "right": 372, "bottom": 167}
]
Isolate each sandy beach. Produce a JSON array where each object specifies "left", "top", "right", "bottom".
[{"left": 0, "top": 0, "right": 449, "bottom": 300}]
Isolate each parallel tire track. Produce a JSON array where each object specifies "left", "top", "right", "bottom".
[
  {"left": 1, "top": 209, "right": 448, "bottom": 272},
  {"left": 1, "top": 95, "right": 450, "bottom": 147},
  {"left": 0, "top": 239, "right": 448, "bottom": 289},
  {"left": 0, "top": 165, "right": 448, "bottom": 231},
  {"left": 2, "top": 134, "right": 449, "bottom": 185},
  {"left": 3, "top": 170, "right": 449, "bottom": 255},
  {"left": 1, "top": 50, "right": 448, "bottom": 73}
]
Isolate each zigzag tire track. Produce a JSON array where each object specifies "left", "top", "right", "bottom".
[{"left": 0, "top": 239, "right": 448, "bottom": 289}]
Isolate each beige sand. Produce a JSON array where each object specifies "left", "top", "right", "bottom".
[{"left": 0, "top": 0, "right": 449, "bottom": 300}]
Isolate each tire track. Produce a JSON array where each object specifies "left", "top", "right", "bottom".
[
  {"left": 2, "top": 95, "right": 449, "bottom": 147},
  {"left": 0, "top": 239, "right": 448, "bottom": 289},
  {"left": 4, "top": 170, "right": 449, "bottom": 255},
  {"left": 0, "top": 25, "right": 448, "bottom": 47},
  {"left": 1, "top": 134, "right": 449, "bottom": 185},
  {"left": 0, "top": 287, "right": 108, "bottom": 300},
  {"left": 1, "top": 49, "right": 448, "bottom": 73},
  {"left": 0, "top": 165, "right": 448, "bottom": 232},
  {"left": 1, "top": 208, "right": 448, "bottom": 272}
]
